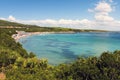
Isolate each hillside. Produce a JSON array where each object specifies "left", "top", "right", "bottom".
[
  {"left": 0, "top": 20, "right": 107, "bottom": 32},
  {"left": 0, "top": 20, "right": 28, "bottom": 27}
]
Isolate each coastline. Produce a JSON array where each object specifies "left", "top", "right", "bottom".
[{"left": 12, "top": 31, "right": 75, "bottom": 41}]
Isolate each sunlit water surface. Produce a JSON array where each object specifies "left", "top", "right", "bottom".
[{"left": 19, "top": 32, "right": 120, "bottom": 65}]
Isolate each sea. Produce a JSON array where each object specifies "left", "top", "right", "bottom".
[{"left": 19, "top": 32, "right": 120, "bottom": 65}]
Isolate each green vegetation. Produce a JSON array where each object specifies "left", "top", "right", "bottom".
[
  {"left": 0, "top": 20, "right": 26, "bottom": 27},
  {"left": 0, "top": 20, "right": 119, "bottom": 80}
]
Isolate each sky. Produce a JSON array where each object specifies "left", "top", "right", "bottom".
[{"left": 0, "top": 0, "right": 120, "bottom": 31}]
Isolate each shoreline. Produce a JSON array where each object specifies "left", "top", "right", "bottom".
[
  {"left": 12, "top": 31, "right": 75, "bottom": 41},
  {"left": 11, "top": 30, "right": 116, "bottom": 42}
]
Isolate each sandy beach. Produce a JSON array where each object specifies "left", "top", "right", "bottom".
[{"left": 12, "top": 31, "right": 75, "bottom": 41}]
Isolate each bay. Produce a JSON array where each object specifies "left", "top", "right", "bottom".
[{"left": 19, "top": 32, "right": 120, "bottom": 65}]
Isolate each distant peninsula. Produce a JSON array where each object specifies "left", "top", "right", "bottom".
[{"left": 0, "top": 20, "right": 107, "bottom": 32}]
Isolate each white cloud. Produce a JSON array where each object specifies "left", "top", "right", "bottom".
[
  {"left": 95, "top": 1, "right": 112, "bottom": 13},
  {"left": 0, "top": 0, "right": 120, "bottom": 31},
  {"left": 88, "top": 0, "right": 120, "bottom": 30},
  {"left": 0, "top": 17, "right": 6, "bottom": 20},
  {"left": 8, "top": 15, "right": 16, "bottom": 21},
  {"left": 18, "top": 19, "right": 94, "bottom": 28},
  {"left": 93, "top": 1, "right": 114, "bottom": 22},
  {"left": 95, "top": 14, "right": 114, "bottom": 21}
]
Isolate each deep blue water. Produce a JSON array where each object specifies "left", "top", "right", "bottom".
[{"left": 19, "top": 32, "right": 120, "bottom": 65}]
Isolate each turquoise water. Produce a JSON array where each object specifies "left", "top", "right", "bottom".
[{"left": 19, "top": 32, "right": 120, "bottom": 65}]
